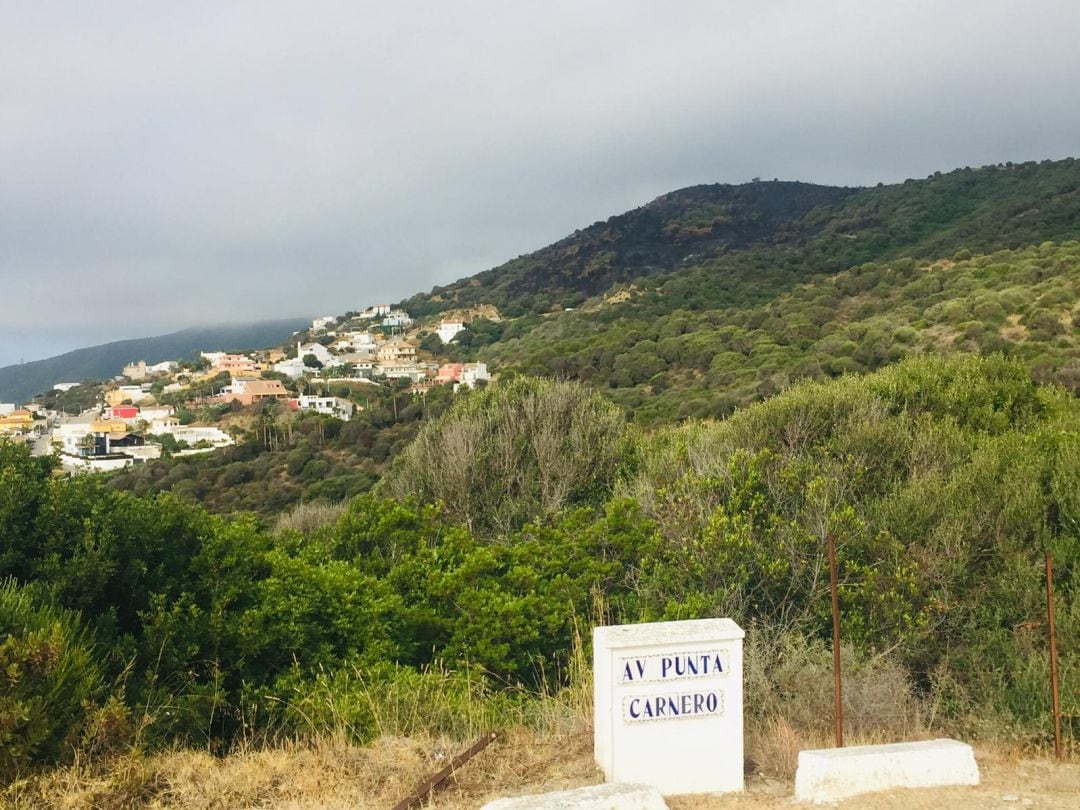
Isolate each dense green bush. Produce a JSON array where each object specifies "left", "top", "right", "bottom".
[
  {"left": 618, "top": 357, "right": 1079, "bottom": 736},
  {"left": 0, "top": 356, "right": 1077, "bottom": 774},
  {"left": 0, "top": 580, "right": 104, "bottom": 778},
  {"left": 477, "top": 241, "right": 1080, "bottom": 424},
  {"left": 379, "top": 378, "right": 630, "bottom": 535}
]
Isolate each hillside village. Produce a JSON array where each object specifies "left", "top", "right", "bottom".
[{"left": 0, "top": 305, "right": 492, "bottom": 473}]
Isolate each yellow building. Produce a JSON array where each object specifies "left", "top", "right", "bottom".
[
  {"left": 91, "top": 419, "right": 130, "bottom": 435},
  {"left": 104, "top": 385, "right": 151, "bottom": 406},
  {"left": 0, "top": 409, "right": 34, "bottom": 434}
]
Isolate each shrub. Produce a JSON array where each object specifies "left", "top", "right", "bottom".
[
  {"left": 274, "top": 500, "right": 347, "bottom": 536},
  {"left": 259, "top": 662, "right": 524, "bottom": 744},
  {"left": 0, "top": 579, "right": 104, "bottom": 778},
  {"left": 379, "top": 379, "right": 630, "bottom": 536}
]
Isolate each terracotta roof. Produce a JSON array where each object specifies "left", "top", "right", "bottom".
[{"left": 242, "top": 380, "right": 287, "bottom": 396}]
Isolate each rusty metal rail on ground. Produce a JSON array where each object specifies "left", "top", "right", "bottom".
[{"left": 391, "top": 730, "right": 499, "bottom": 810}]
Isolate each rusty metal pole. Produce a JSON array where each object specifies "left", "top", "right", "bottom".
[
  {"left": 828, "top": 531, "right": 843, "bottom": 748},
  {"left": 392, "top": 730, "right": 499, "bottom": 810},
  {"left": 1046, "top": 551, "right": 1063, "bottom": 761}
]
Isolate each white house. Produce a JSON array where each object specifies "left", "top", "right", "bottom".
[
  {"left": 437, "top": 321, "right": 466, "bottom": 343},
  {"left": 296, "top": 395, "right": 356, "bottom": 420},
  {"left": 382, "top": 310, "right": 413, "bottom": 329},
  {"left": 113, "top": 385, "right": 152, "bottom": 404},
  {"left": 273, "top": 357, "right": 308, "bottom": 379},
  {"left": 52, "top": 382, "right": 80, "bottom": 393},
  {"left": 331, "top": 331, "right": 377, "bottom": 353},
  {"left": 276, "top": 342, "right": 343, "bottom": 378},
  {"left": 460, "top": 362, "right": 490, "bottom": 388},
  {"left": 311, "top": 315, "right": 337, "bottom": 332},
  {"left": 151, "top": 425, "right": 234, "bottom": 448},
  {"left": 360, "top": 304, "right": 392, "bottom": 318},
  {"left": 333, "top": 331, "right": 376, "bottom": 352},
  {"left": 0, "top": 403, "right": 15, "bottom": 415},
  {"left": 296, "top": 342, "right": 342, "bottom": 367},
  {"left": 335, "top": 355, "right": 375, "bottom": 376},
  {"left": 378, "top": 361, "right": 424, "bottom": 382},
  {"left": 348, "top": 331, "right": 376, "bottom": 346},
  {"left": 54, "top": 420, "right": 95, "bottom": 455}
]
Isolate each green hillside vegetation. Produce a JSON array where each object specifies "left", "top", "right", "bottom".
[
  {"left": 107, "top": 382, "right": 458, "bottom": 515},
  {"left": 484, "top": 240, "right": 1080, "bottom": 423},
  {"left": 1, "top": 358, "right": 1077, "bottom": 782},
  {"left": 404, "top": 158, "right": 1080, "bottom": 319},
  {"left": 100, "top": 160, "right": 1080, "bottom": 517},
  {"left": 0, "top": 318, "right": 308, "bottom": 404},
  {"left": 403, "top": 181, "right": 856, "bottom": 318}
]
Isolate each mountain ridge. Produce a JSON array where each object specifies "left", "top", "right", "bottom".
[
  {"left": 403, "top": 180, "right": 857, "bottom": 318},
  {"left": 0, "top": 318, "right": 309, "bottom": 404},
  {"left": 402, "top": 158, "right": 1080, "bottom": 320}
]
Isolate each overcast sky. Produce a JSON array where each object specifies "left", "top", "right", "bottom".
[{"left": 2, "top": 1, "right": 1080, "bottom": 367}]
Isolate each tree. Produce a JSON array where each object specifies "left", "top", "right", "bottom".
[
  {"left": 379, "top": 378, "right": 631, "bottom": 536},
  {"left": 418, "top": 332, "right": 443, "bottom": 354},
  {"left": 302, "top": 354, "right": 323, "bottom": 370}
]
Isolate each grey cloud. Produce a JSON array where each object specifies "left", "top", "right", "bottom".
[{"left": 2, "top": 0, "right": 1079, "bottom": 365}]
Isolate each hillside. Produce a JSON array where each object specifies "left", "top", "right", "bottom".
[
  {"left": 403, "top": 158, "right": 1080, "bottom": 319},
  {"left": 402, "top": 181, "right": 857, "bottom": 318},
  {"left": 413, "top": 159, "right": 1080, "bottom": 422},
  {"left": 0, "top": 318, "right": 308, "bottom": 403},
  {"left": 102, "top": 158, "right": 1080, "bottom": 513},
  {"left": 482, "top": 240, "right": 1080, "bottom": 423}
]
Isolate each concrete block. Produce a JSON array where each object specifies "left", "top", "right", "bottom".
[
  {"left": 480, "top": 782, "right": 668, "bottom": 809},
  {"left": 594, "top": 618, "right": 745, "bottom": 795},
  {"left": 794, "top": 738, "right": 980, "bottom": 803}
]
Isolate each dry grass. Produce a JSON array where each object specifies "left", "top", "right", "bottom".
[
  {"left": 741, "top": 631, "right": 928, "bottom": 780},
  {"left": 6, "top": 727, "right": 1077, "bottom": 809},
  {"left": 0, "top": 725, "right": 598, "bottom": 810},
  {"left": 4, "top": 629, "right": 1074, "bottom": 808},
  {"left": 273, "top": 500, "right": 347, "bottom": 535},
  {"left": 1001, "top": 312, "right": 1030, "bottom": 341}
]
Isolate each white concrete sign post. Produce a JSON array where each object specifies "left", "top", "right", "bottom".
[{"left": 593, "top": 618, "right": 745, "bottom": 795}]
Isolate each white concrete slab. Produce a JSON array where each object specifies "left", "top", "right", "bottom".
[
  {"left": 794, "top": 738, "right": 980, "bottom": 803},
  {"left": 480, "top": 782, "right": 667, "bottom": 809},
  {"left": 594, "top": 618, "right": 745, "bottom": 795}
]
